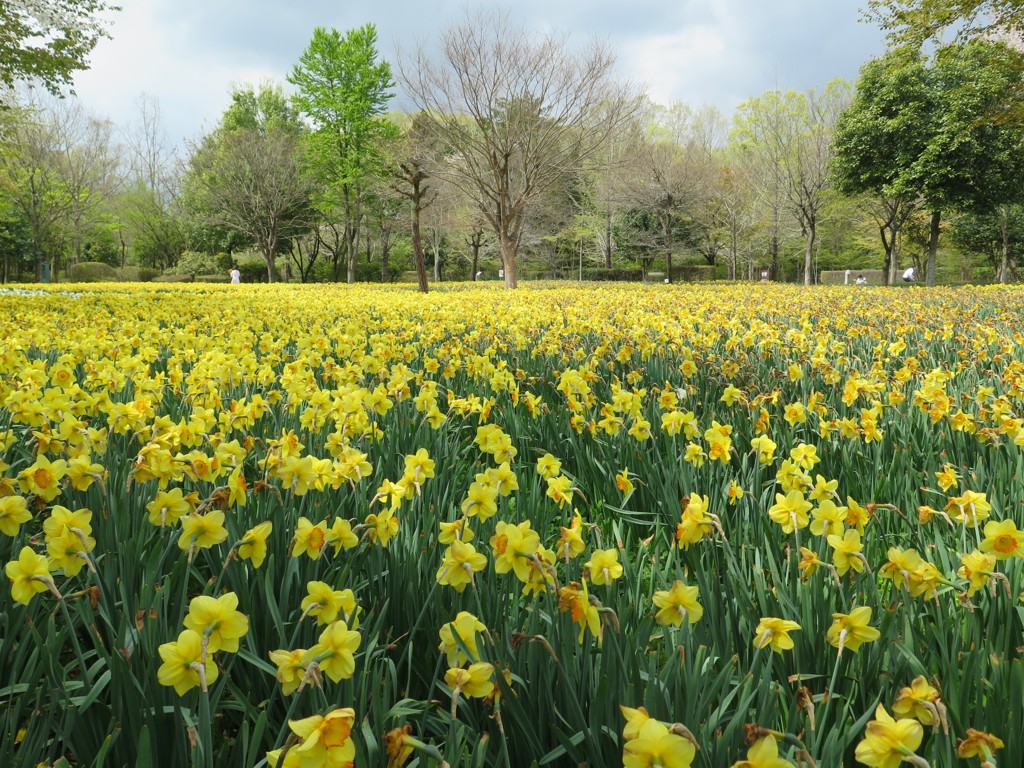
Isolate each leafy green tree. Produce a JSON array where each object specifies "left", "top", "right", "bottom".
[
  {"left": 289, "top": 24, "right": 396, "bottom": 283},
  {"left": 950, "top": 205, "right": 1024, "bottom": 280},
  {"left": 0, "top": 99, "right": 78, "bottom": 281},
  {"left": 0, "top": 201, "right": 35, "bottom": 281},
  {"left": 181, "top": 84, "right": 312, "bottom": 282},
  {"left": 866, "top": 0, "right": 1024, "bottom": 46},
  {"left": 834, "top": 41, "right": 1024, "bottom": 284},
  {"left": 919, "top": 41, "right": 1024, "bottom": 283},
  {"left": 221, "top": 86, "right": 304, "bottom": 136},
  {"left": 832, "top": 50, "right": 932, "bottom": 282},
  {"left": 0, "top": 0, "right": 115, "bottom": 99}
]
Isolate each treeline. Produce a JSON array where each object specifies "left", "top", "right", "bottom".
[{"left": 2, "top": 9, "right": 1023, "bottom": 289}]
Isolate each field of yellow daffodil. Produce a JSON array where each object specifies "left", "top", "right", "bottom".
[{"left": 2, "top": 281, "right": 1024, "bottom": 768}]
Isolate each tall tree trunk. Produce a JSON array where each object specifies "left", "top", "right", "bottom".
[
  {"left": 889, "top": 225, "right": 902, "bottom": 285},
  {"left": 302, "top": 233, "right": 321, "bottom": 283},
  {"left": 925, "top": 210, "right": 940, "bottom": 287},
  {"left": 264, "top": 237, "right": 276, "bottom": 283},
  {"left": 661, "top": 208, "right": 673, "bottom": 284},
  {"left": 879, "top": 224, "right": 893, "bottom": 285},
  {"left": 770, "top": 231, "right": 778, "bottom": 281},
  {"left": 803, "top": 218, "right": 816, "bottom": 286},
  {"left": 728, "top": 218, "right": 738, "bottom": 281},
  {"left": 999, "top": 206, "right": 1010, "bottom": 284},
  {"left": 605, "top": 205, "right": 612, "bottom": 269},
  {"left": 344, "top": 190, "right": 360, "bottom": 284},
  {"left": 499, "top": 230, "right": 518, "bottom": 289},
  {"left": 411, "top": 199, "right": 428, "bottom": 293},
  {"left": 346, "top": 222, "right": 357, "bottom": 283},
  {"left": 470, "top": 236, "right": 481, "bottom": 280},
  {"left": 380, "top": 228, "right": 391, "bottom": 283},
  {"left": 432, "top": 239, "right": 441, "bottom": 282}
]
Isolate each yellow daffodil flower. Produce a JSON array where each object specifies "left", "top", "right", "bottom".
[
  {"left": 157, "top": 629, "right": 219, "bottom": 696},
  {"left": 853, "top": 704, "right": 924, "bottom": 768},
  {"left": 753, "top": 617, "right": 801, "bottom": 654},
  {"left": 183, "top": 592, "right": 249, "bottom": 653},
  {"left": 6, "top": 546, "right": 55, "bottom": 605},
  {"left": 652, "top": 580, "right": 703, "bottom": 626},
  {"left": 826, "top": 606, "right": 880, "bottom": 654}
]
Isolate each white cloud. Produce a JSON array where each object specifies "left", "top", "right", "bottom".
[
  {"left": 68, "top": 0, "right": 886, "bottom": 145},
  {"left": 620, "top": 26, "right": 732, "bottom": 107},
  {"left": 73, "top": 1, "right": 282, "bottom": 143}
]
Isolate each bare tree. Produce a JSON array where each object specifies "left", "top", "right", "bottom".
[
  {"left": 118, "top": 95, "right": 183, "bottom": 269},
  {"left": 710, "top": 158, "right": 761, "bottom": 280},
  {"left": 123, "top": 95, "right": 176, "bottom": 201},
  {"left": 185, "top": 128, "right": 310, "bottom": 282},
  {"left": 390, "top": 114, "right": 442, "bottom": 292},
  {"left": 863, "top": 196, "right": 919, "bottom": 284},
  {"left": 399, "top": 8, "right": 634, "bottom": 288},
  {"left": 592, "top": 110, "right": 645, "bottom": 269},
  {"left": 0, "top": 92, "right": 118, "bottom": 280},
  {"left": 623, "top": 101, "right": 720, "bottom": 281},
  {"left": 365, "top": 178, "right": 404, "bottom": 283},
  {"left": 287, "top": 228, "right": 321, "bottom": 283},
  {"left": 733, "top": 80, "right": 851, "bottom": 285},
  {"left": 423, "top": 174, "right": 459, "bottom": 282},
  {"left": 465, "top": 226, "right": 487, "bottom": 279},
  {"left": 58, "top": 102, "right": 120, "bottom": 266}
]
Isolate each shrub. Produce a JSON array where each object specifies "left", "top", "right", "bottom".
[
  {"left": 116, "top": 267, "right": 160, "bottom": 283},
  {"left": 668, "top": 265, "right": 715, "bottom": 282},
  {"left": 238, "top": 262, "right": 273, "bottom": 283},
  {"left": 169, "top": 251, "right": 221, "bottom": 278},
  {"left": 353, "top": 259, "right": 402, "bottom": 283},
  {"left": 150, "top": 274, "right": 194, "bottom": 282},
  {"left": 582, "top": 267, "right": 644, "bottom": 281},
  {"left": 67, "top": 261, "right": 118, "bottom": 282},
  {"left": 304, "top": 259, "right": 336, "bottom": 283},
  {"left": 194, "top": 274, "right": 230, "bottom": 283}
]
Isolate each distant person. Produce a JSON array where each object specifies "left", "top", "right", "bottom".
[
  {"left": 498, "top": 269, "right": 504, "bottom": 280},
  {"left": 855, "top": 274, "right": 867, "bottom": 285},
  {"left": 902, "top": 266, "right": 915, "bottom": 283},
  {"left": 476, "top": 270, "right": 482, "bottom": 280},
  {"left": 229, "top": 268, "right": 241, "bottom": 284}
]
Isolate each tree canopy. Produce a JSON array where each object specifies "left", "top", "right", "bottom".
[
  {"left": 3, "top": 14, "right": 1024, "bottom": 286},
  {"left": 866, "top": 0, "right": 1024, "bottom": 46},
  {"left": 289, "top": 24, "right": 395, "bottom": 283},
  {"left": 833, "top": 40, "right": 1024, "bottom": 284},
  {"left": 0, "top": 0, "right": 116, "bottom": 98},
  {"left": 400, "top": 8, "right": 635, "bottom": 289},
  {"left": 181, "top": 85, "right": 311, "bottom": 282}
]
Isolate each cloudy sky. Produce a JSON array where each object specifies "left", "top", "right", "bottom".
[{"left": 71, "top": 0, "right": 888, "bottom": 146}]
